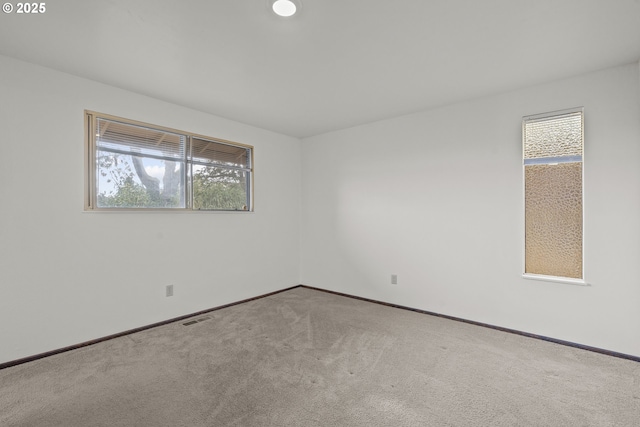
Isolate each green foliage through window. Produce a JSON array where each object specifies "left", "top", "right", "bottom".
[{"left": 86, "top": 112, "right": 252, "bottom": 211}]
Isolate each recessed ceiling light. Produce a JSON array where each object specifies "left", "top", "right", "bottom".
[{"left": 272, "top": 0, "right": 297, "bottom": 17}]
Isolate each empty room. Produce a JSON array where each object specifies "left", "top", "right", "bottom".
[{"left": 1, "top": 1, "right": 639, "bottom": 425}]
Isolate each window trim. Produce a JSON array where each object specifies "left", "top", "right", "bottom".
[
  {"left": 522, "top": 273, "right": 588, "bottom": 286},
  {"left": 84, "top": 111, "right": 254, "bottom": 212},
  {"left": 521, "top": 107, "right": 585, "bottom": 284}
]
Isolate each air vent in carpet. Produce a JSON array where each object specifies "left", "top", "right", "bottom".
[{"left": 183, "top": 316, "right": 212, "bottom": 326}]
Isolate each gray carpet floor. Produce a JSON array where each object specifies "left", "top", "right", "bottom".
[{"left": 1, "top": 287, "right": 639, "bottom": 426}]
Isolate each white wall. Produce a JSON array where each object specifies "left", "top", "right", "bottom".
[
  {"left": 2, "top": 56, "right": 638, "bottom": 365},
  {"left": 300, "top": 62, "right": 640, "bottom": 357},
  {"left": 0, "top": 55, "right": 301, "bottom": 364}
]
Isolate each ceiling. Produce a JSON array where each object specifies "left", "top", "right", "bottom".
[{"left": 1, "top": 0, "right": 639, "bottom": 138}]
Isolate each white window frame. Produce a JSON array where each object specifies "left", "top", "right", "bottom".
[
  {"left": 522, "top": 107, "right": 587, "bottom": 286},
  {"left": 85, "top": 111, "right": 254, "bottom": 212}
]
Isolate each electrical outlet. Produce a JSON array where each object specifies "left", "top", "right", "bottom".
[
  {"left": 391, "top": 274, "right": 398, "bottom": 285},
  {"left": 166, "top": 285, "right": 174, "bottom": 297}
]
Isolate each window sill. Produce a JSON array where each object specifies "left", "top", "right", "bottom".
[
  {"left": 522, "top": 274, "right": 589, "bottom": 286},
  {"left": 83, "top": 208, "right": 254, "bottom": 214}
]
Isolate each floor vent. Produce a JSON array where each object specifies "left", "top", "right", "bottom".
[{"left": 183, "top": 316, "right": 212, "bottom": 326}]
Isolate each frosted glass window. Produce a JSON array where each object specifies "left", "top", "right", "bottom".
[
  {"left": 523, "top": 109, "right": 583, "bottom": 280},
  {"left": 524, "top": 113, "right": 582, "bottom": 160}
]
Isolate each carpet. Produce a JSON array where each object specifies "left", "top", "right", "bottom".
[{"left": 1, "top": 287, "right": 639, "bottom": 426}]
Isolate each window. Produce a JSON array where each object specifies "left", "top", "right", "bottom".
[
  {"left": 85, "top": 111, "right": 253, "bottom": 211},
  {"left": 523, "top": 108, "right": 583, "bottom": 282}
]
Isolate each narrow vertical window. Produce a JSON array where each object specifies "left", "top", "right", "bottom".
[{"left": 523, "top": 108, "right": 583, "bottom": 281}]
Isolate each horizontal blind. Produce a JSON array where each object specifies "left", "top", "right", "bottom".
[
  {"left": 96, "top": 118, "right": 186, "bottom": 160},
  {"left": 191, "top": 137, "right": 249, "bottom": 167}
]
